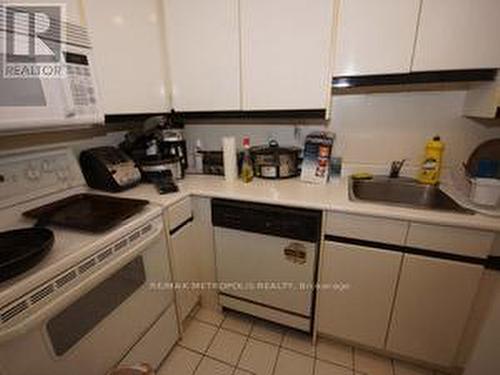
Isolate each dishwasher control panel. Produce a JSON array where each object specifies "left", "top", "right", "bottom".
[{"left": 211, "top": 199, "right": 322, "bottom": 243}]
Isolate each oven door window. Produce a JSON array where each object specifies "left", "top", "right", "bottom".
[{"left": 46, "top": 256, "right": 146, "bottom": 356}]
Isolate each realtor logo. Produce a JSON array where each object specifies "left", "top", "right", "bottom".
[{"left": 2, "top": 4, "right": 65, "bottom": 77}]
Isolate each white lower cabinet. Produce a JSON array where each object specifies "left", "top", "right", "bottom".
[
  {"left": 167, "top": 200, "right": 200, "bottom": 323},
  {"left": 170, "top": 220, "right": 200, "bottom": 322},
  {"left": 318, "top": 241, "right": 402, "bottom": 348},
  {"left": 386, "top": 255, "right": 483, "bottom": 367}
]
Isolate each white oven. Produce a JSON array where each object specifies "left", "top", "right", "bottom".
[
  {"left": 0, "top": 17, "right": 104, "bottom": 133},
  {"left": 0, "top": 216, "right": 177, "bottom": 375}
]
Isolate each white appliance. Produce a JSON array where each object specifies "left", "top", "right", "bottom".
[
  {"left": 212, "top": 199, "right": 322, "bottom": 332},
  {"left": 0, "top": 14, "right": 104, "bottom": 133},
  {"left": 0, "top": 148, "right": 178, "bottom": 375}
]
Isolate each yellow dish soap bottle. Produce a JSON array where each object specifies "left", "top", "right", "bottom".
[{"left": 418, "top": 136, "right": 444, "bottom": 185}]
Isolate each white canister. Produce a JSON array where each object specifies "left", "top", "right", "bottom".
[
  {"left": 222, "top": 137, "right": 238, "bottom": 183},
  {"left": 470, "top": 178, "right": 500, "bottom": 207}
]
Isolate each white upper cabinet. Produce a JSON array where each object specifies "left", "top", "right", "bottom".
[
  {"left": 334, "top": 0, "right": 421, "bottom": 76},
  {"left": 240, "top": 0, "right": 336, "bottom": 110},
  {"left": 412, "top": 0, "right": 500, "bottom": 71},
  {"left": 84, "top": 0, "right": 170, "bottom": 114},
  {"left": 164, "top": 0, "right": 240, "bottom": 111}
]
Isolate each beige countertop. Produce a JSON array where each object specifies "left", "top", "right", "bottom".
[{"left": 112, "top": 175, "right": 500, "bottom": 232}]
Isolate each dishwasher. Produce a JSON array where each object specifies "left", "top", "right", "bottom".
[{"left": 212, "top": 199, "right": 322, "bottom": 332}]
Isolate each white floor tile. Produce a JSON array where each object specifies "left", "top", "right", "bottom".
[
  {"left": 315, "top": 359, "right": 354, "bottom": 375},
  {"left": 221, "top": 311, "right": 253, "bottom": 335},
  {"left": 394, "top": 361, "right": 432, "bottom": 375},
  {"left": 207, "top": 328, "right": 247, "bottom": 365},
  {"left": 274, "top": 349, "right": 314, "bottom": 375},
  {"left": 316, "top": 338, "right": 353, "bottom": 369},
  {"left": 354, "top": 349, "right": 393, "bottom": 375},
  {"left": 158, "top": 346, "right": 202, "bottom": 375},
  {"left": 281, "top": 329, "right": 316, "bottom": 357},
  {"left": 196, "top": 308, "right": 225, "bottom": 327},
  {"left": 238, "top": 338, "right": 279, "bottom": 375},
  {"left": 195, "top": 357, "right": 234, "bottom": 375},
  {"left": 180, "top": 320, "right": 218, "bottom": 353},
  {"left": 250, "top": 319, "right": 284, "bottom": 345}
]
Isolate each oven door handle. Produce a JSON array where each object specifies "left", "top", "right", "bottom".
[{"left": 0, "top": 224, "right": 164, "bottom": 344}]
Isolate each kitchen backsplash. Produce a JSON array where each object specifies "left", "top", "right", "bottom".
[{"left": 184, "top": 90, "right": 500, "bottom": 170}]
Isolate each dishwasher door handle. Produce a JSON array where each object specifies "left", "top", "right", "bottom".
[{"left": 284, "top": 243, "right": 307, "bottom": 265}]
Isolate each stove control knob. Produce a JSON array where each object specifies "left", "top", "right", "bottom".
[
  {"left": 25, "top": 168, "right": 40, "bottom": 181},
  {"left": 56, "top": 169, "right": 68, "bottom": 181},
  {"left": 42, "top": 160, "right": 54, "bottom": 173}
]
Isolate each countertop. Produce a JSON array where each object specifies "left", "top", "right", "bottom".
[{"left": 111, "top": 175, "right": 500, "bottom": 232}]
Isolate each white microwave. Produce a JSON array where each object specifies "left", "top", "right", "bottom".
[{"left": 0, "top": 25, "right": 104, "bottom": 134}]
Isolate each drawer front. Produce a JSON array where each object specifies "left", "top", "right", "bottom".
[
  {"left": 119, "top": 304, "right": 178, "bottom": 368},
  {"left": 407, "top": 223, "right": 494, "bottom": 258},
  {"left": 168, "top": 198, "right": 193, "bottom": 231},
  {"left": 326, "top": 212, "right": 408, "bottom": 245}
]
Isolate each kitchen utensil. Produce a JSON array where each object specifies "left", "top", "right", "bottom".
[
  {"left": 80, "top": 147, "right": 142, "bottom": 192},
  {"left": 23, "top": 194, "right": 148, "bottom": 233},
  {"left": 250, "top": 140, "right": 301, "bottom": 179},
  {"left": 138, "top": 156, "right": 183, "bottom": 181},
  {"left": 0, "top": 228, "right": 54, "bottom": 282}
]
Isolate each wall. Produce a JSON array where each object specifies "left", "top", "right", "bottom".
[{"left": 184, "top": 90, "right": 500, "bottom": 172}]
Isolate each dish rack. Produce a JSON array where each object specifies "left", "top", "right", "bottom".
[{"left": 448, "top": 165, "right": 500, "bottom": 217}]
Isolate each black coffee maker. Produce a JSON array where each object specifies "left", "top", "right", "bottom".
[
  {"left": 158, "top": 128, "right": 188, "bottom": 171},
  {"left": 120, "top": 114, "right": 187, "bottom": 194},
  {"left": 121, "top": 114, "right": 187, "bottom": 172}
]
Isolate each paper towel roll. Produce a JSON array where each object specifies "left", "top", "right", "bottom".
[{"left": 222, "top": 137, "right": 238, "bottom": 182}]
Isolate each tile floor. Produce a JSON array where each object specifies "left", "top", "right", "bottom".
[{"left": 158, "top": 308, "right": 445, "bottom": 375}]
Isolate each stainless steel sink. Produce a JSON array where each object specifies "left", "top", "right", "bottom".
[{"left": 349, "top": 176, "right": 472, "bottom": 214}]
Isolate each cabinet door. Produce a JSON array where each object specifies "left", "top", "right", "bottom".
[
  {"left": 240, "top": 0, "right": 335, "bottom": 110},
  {"left": 412, "top": 0, "right": 500, "bottom": 71},
  {"left": 84, "top": 0, "right": 170, "bottom": 114},
  {"left": 317, "top": 242, "right": 402, "bottom": 348},
  {"left": 333, "top": 0, "right": 420, "bottom": 76},
  {"left": 386, "top": 255, "right": 483, "bottom": 367},
  {"left": 171, "top": 221, "right": 200, "bottom": 322},
  {"left": 164, "top": 0, "right": 240, "bottom": 111}
]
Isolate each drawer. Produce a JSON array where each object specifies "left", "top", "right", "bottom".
[
  {"left": 119, "top": 305, "right": 178, "bottom": 368},
  {"left": 325, "top": 212, "right": 408, "bottom": 245},
  {"left": 167, "top": 198, "right": 193, "bottom": 232},
  {"left": 407, "top": 223, "right": 495, "bottom": 258}
]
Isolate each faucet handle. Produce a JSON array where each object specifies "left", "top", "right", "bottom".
[{"left": 390, "top": 159, "right": 406, "bottom": 178}]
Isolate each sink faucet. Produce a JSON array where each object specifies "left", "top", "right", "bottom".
[{"left": 389, "top": 159, "right": 406, "bottom": 178}]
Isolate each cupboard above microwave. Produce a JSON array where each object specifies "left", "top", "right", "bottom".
[{"left": 0, "top": 22, "right": 104, "bottom": 134}]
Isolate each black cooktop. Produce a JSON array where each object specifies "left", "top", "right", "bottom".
[{"left": 23, "top": 194, "right": 149, "bottom": 233}]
